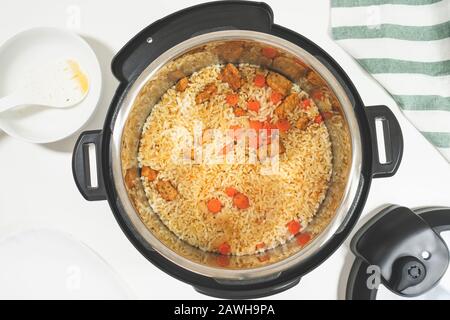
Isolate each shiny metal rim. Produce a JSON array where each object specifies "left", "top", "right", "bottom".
[{"left": 110, "top": 30, "right": 362, "bottom": 280}]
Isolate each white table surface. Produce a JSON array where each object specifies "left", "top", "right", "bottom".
[{"left": 1, "top": 0, "right": 449, "bottom": 300}]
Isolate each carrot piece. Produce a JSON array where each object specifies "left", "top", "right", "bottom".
[
  {"left": 265, "top": 120, "right": 277, "bottom": 135},
  {"left": 247, "top": 100, "right": 260, "bottom": 112},
  {"left": 228, "top": 125, "right": 243, "bottom": 141},
  {"left": 275, "top": 119, "right": 291, "bottom": 133},
  {"left": 249, "top": 121, "right": 274, "bottom": 148},
  {"left": 207, "top": 198, "right": 222, "bottom": 214},
  {"left": 233, "top": 193, "right": 250, "bottom": 209},
  {"left": 258, "top": 254, "right": 270, "bottom": 262},
  {"left": 270, "top": 91, "right": 283, "bottom": 104},
  {"left": 296, "top": 232, "right": 312, "bottom": 246},
  {"left": 216, "top": 255, "right": 230, "bottom": 267},
  {"left": 314, "top": 114, "right": 323, "bottom": 124},
  {"left": 218, "top": 242, "right": 231, "bottom": 255},
  {"left": 301, "top": 99, "right": 311, "bottom": 110},
  {"left": 261, "top": 47, "right": 278, "bottom": 59},
  {"left": 233, "top": 107, "right": 246, "bottom": 116},
  {"left": 254, "top": 74, "right": 266, "bottom": 87},
  {"left": 249, "top": 120, "right": 264, "bottom": 131},
  {"left": 225, "top": 187, "right": 238, "bottom": 197},
  {"left": 263, "top": 120, "right": 276, "bottom": 131},
  {"left": 256, "top": 242, "right": 265, "bottom": 250},
  {"left": 286, "top": 219, "right": 301, "bottom": 235},
  {"left": 226, "top": 93, "right": 239, "bottom": 106}
]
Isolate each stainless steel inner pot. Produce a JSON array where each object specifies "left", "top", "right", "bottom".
[{"left": 110, "top": 30, "right": 361, "bottom": 281}]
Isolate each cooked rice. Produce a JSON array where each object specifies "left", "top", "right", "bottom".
[{"left": 138, "top": 63, "right": 332, "bottom": 255}]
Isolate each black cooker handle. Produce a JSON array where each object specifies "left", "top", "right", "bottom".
[
  {"left": 365, "top": 105, "right": 403, "bottom": 178},
  {"left": 72, "top": 130, "right": 107, "bottom": 201},
  {"left": 112, "top": 1, "right": 274, "bottom": 82},
  {"left": 194, "top": 277, "right": 301, "bottom": 299}
]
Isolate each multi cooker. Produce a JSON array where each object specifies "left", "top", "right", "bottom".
[{"left": 72, "top": 1, "right": 403, "bottom": 298}]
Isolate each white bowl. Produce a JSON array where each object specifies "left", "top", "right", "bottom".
[{"left": 0, "top": 27, "right": 102, "bottom": 143}]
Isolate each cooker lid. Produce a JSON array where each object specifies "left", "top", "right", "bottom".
[
  {"left": 70, "top": 0, "right": 402, "bottom": 296},
  {"left": 346, "top": 205, "right": 450, "bottom": 300}
]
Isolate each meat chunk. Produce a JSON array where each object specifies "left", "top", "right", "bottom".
[
  {"left": 296, "top": 115, "right": 310, "bottom": 130},
  {"left": 141, "top": 166, "right": 158, "bottom": 181},
  {"left": 306, "top": 70, "right": 325, "bottom": 87},
  {"left": 331, "top": 95, "right": 341, "bottom": 111},
  {"left": 176, "top": 77, "right": 189, "bottom": 92},
  {"left": 241, "top": 46, "right": 272, "bottom": 67},
  {"left": 124, "top": 168, "right": 138, "bottom": 189},
  {"left": 267, "top": 140, "right": 285, "bottom": 156},
  {"left": 266, "top": 72, "right": 292, "bottom": 97},
  {"left": 274, "top": 93, "right": 299, "bottom": 119},
  {"left": 273, "top": 56, "right": 307, "bottom": 81},
  {"left": 216, "top": 41, "right": 244, "bottom": 62},
  {"left": 279, "top": 141, "right": 286, "bottom": 154},
  {"left": 167, "top": 70, "right": 185, "bottom": 82},
  {"left": 219, "top": 63, "right": 242, "bottom": 91},
  {"left": 195, "top": 83, "right": 217, "bottom": 104},
  {"left": 156, "top": 180, "right": 178, "bottom": 201}
]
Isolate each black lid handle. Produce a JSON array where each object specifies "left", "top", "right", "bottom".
[
  {"left": 346, "top": 206, "right": 450, "bottom": 300},
  {"left": 390, "top": 256, "right": 427, "bottom": 292},
  {"left": 111, "top": 1, "right": 274, "bottom": 82}
]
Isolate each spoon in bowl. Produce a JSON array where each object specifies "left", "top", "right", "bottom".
[{"left": 0, "top": 59, "right": 89, "bottom": 113}]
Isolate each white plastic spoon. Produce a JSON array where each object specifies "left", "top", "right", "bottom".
[{"left": 0, "top": 59, "right": 89, "bottom": 113}]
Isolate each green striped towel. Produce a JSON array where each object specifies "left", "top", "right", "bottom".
[{"left": 330, "top": 0, "right": 450, "bottom": 162}]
